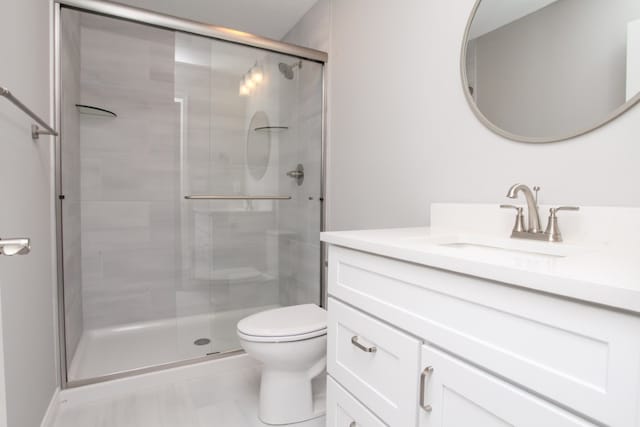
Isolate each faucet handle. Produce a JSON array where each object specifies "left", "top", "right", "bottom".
[
  {"left": 545, "top": 206, "right": 580, "bottom": 242},
  {"left": 500, "top": 204, "right": 526, "bottom": 233},
  {"left": 550, "top": 206, "right": 579, "bottom": 214},
  {"left": 500, "top": 204, "right": 521, "bottom": 211}
]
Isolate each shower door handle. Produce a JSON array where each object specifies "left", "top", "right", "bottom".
[
  {"left": 184, "top": 195, "right": 291, "bottom": 200},
  {"left": 0, "top": 237, "right": 31, "bottom": 256}
]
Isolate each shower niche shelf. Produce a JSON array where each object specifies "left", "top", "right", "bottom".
[
  {"left": 76, "top": 104, "right": 117, "bottom": 118},
  {"left": 254, "top": 126, "right": 288, "bottom": 133}
]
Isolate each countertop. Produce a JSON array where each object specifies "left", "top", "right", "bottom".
[{"left": 321, "top": 226, "right": 640, "bottom": 314}]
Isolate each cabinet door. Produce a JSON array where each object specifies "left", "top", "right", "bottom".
[{"left": 419, "top": 345, "right": 596, "bottom": 427}]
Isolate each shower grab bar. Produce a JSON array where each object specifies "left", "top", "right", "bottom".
[
  {"left": 184, "top": 195, "right": 292, "bottom": 200},
  {"left": 0, "top": 86, "right": 58, "bottom": 139}
]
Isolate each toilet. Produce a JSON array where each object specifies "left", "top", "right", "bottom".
[{"left": 237, "top": 304, "right": 327, "bottom": 425}]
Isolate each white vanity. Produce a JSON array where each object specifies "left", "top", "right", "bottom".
[{"left": 321, "top": 204, "right": 640, "bottom": 427}]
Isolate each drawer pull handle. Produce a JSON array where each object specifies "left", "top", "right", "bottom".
[
  {"left": 351, "top": 336, "right": 377, "bottom": 353},
  {"left": 420, "top": 366, "right": 434, "bottom": 412}
]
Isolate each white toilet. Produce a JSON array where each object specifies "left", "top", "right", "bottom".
[{"left": 237, "top": 304, "right": 327, "bottom": 425}]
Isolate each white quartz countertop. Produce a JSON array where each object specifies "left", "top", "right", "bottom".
[{"left": 321, "top": 226, "right": 640, "bottom": 314}]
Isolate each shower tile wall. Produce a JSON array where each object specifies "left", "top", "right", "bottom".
[
  {"left": 272, "top": 4, "right": 327, "bottom": 308},
  {"left": 67, "top": 11, "right": 320, "bottom": 345},
  {"left": 79, "top": 14, "right": 181, "bottom": 329},
  {"left": 274, "top": 60, "right": 323, "bottom": 307},
  {"left": 173, "top": 36, "right": 212, "bottom": 317},
  {"left": 60, "top": 9, "right": 84, "bottom": 358},
  {"left": 174, "top": 35, "right": 280, "bottom": 316}
]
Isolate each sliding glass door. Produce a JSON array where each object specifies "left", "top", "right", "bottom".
[{"left": 59, "top": 7, "right": 324, "bottom": 383}]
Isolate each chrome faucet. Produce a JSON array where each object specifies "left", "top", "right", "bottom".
[{"left": 501, "top": 184, "right": 579, "bottom": 242}]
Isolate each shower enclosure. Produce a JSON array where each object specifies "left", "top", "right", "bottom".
[{"left": 55, "top": 1, "right": 326, "bottom": 387}]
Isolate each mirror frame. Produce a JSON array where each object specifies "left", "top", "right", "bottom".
[{"left": 460, "top": 0, "right": 640, "bottom": 143}]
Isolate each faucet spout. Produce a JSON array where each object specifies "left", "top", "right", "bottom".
[{"left": 506, "top": 184, "right": 542, "bottom": 233}]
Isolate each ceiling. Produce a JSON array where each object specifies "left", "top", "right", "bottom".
[
  {"left": 116, "top": 0, "right": 320, "bottom": 40},
  {"left": 469, "top": 0, "right": 559, "bottom": 39}
]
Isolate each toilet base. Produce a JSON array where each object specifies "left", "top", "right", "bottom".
[{"left": 258, "top": 370, "right": 326, "bottom": 425}]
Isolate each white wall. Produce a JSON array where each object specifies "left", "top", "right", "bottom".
[
  {"left": 327, "top": 0, "right": 640, "bottom": 231},
  {"left": 328, "top": 0, "right": 431, "bottom": 230},
  {"left": 283, "top": 0, "right": 330, "bottom": 52},
  {"left": 0, "top": 0, "right": 58, "bottom": 425}
]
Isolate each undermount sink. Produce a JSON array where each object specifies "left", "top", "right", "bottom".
[{"left": 407, "top": 234, "right": 583, "bottom": 259}]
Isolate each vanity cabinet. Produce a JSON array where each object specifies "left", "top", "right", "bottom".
[{"left": 325, "top": 245, "right": 640, "bottom": 427}]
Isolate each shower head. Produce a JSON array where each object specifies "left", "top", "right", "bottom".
[{"left": 278, "top": 61, "right": 302, "bottom": 80}]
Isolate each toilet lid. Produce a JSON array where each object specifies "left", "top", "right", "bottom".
[{"left": 237, "top": 304, "right": 326, "bottom": 338}]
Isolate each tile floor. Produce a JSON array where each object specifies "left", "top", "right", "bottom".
[{"left": 53, "top": 357, "right": 326, "bottom": 427}]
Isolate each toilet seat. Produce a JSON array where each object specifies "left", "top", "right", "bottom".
[{"left": 237, "top": 304, "right": 327, "bottom": 343}]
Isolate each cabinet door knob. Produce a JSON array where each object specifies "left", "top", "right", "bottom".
[
  {"left": 349, "top": 422, "right": 356, "bottom": 427},
  {"left": 420, "top": 366, "right": 435, "bottom": 412},
  {"left": 351, "top": 336, "right": 377, "bottom": 353}
]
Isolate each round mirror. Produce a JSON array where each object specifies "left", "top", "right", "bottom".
[
  {"left": 246, "top": 111, "right": 271, "bottom": 180},
  {"left": 462, "top": 1, "right": 640, "bottom": 143}
]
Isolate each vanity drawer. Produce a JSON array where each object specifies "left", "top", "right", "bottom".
[
  {"left": 327, "top": 377, "right": 386, "bottom": 427},
  {"left": 328, "top": 245, "right": 640, "bottom": 426},
  {"left": 327, "top": 297, "right": 421, "bottom": 427}
]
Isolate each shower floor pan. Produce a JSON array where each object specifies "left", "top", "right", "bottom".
[{"left": 68, "top": 304, "right": 278, "bottom": 382}]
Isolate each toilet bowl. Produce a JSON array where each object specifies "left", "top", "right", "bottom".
[{"left": 237, "top": 304, "right": 327, "bottom": 425}]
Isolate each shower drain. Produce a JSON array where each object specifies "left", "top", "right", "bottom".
[{"left": 194, "top": 338, "right": 211, "bottom": 346}]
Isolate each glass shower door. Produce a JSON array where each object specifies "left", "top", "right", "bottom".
[
  {"left": 59, "top": 7, "right": 324, "bottom": 384},
  {"left": 175, "top": 33, "right": 324, "bottom": 358}
]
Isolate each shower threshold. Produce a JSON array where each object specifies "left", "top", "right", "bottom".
[{"left": 68, "top": 304, "right": 278, "bottom": 382}]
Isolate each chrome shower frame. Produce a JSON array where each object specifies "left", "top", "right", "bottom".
[{"left": 52, "top": 0, "right": 328, "bottom": 389}]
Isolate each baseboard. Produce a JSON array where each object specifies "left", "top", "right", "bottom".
[{"left": 40, "top": 387, "right": 60, "bottom": 427}]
